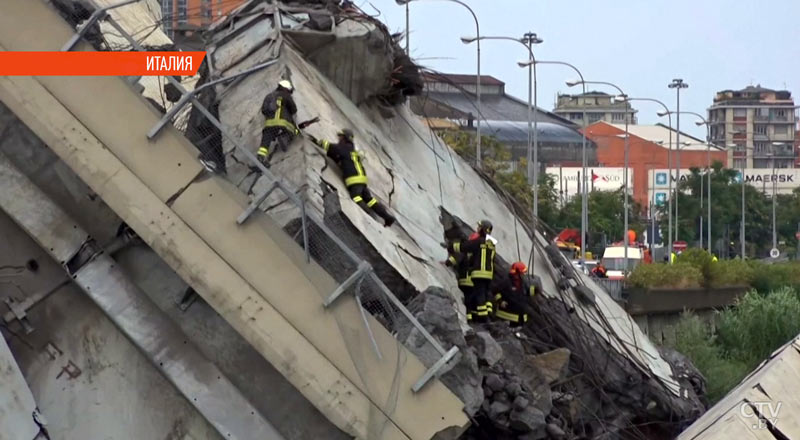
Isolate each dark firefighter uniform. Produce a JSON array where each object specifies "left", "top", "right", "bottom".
[
  {"left": 493, "top": 262, "right": 535, "bottom": 327},
  {"left": 312, "top": 129, "right": 396, "bottom": 227},
  {"left": 450, "top": 221, "right": 496, "bottom": 322},
  {"left": 258, "top": 80, "right": 298, "bottom": 166},
  {"left": 445, "top": 235, "right": 475, "bottom": 320},
  {"left": 591, "top": 264, "right": 607, "bottom": 278}
]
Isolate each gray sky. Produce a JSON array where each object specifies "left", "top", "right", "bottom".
[{"left": 367, "top": 0, "right": 800, "bottom": 137}]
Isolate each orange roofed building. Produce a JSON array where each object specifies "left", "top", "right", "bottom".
[{"left": 583, "top": 121, "right": 727, "bottom": 211}]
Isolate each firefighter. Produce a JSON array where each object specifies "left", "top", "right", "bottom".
[
  {"left": 309, "top": 129, "right": 396, "bottom": 227},
  {"left": 493, "top": 262, "right": 535, "bottom": 327},
  {"left": 258, "top": 80, "right": 299, "bottom": 167},
  {"left": 444, "top": 231, "right": 476, "bottom": 321},
  {"left": 450, "top": 220, "right": 496, "bottom": 323},
  {"left": 591, "top": 262, "right": 608, "bottom": 278}
]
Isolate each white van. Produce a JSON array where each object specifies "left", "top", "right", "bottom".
[{"left": 600, "top": 246, "right": 643, "bottom": 279}]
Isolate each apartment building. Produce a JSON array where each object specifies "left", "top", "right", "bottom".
[
  {"left": 708, "top": 86, "right": 797, "bottom": 168},
  {"left": 553, "top": 91, "right": 637, "bottom": 127}
]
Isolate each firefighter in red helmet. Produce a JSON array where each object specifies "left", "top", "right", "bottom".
[{"left": 493, "top": 261, "right": 536, "bottom": 327}]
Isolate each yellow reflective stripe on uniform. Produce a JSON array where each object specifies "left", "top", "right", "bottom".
[
  {"left": 265, "top": 97, "right": 298, "bottom": 134},
  {"left": 466, "top": 313, "right": 473, "bottom": 321},
  {"left": 458, "top": 277, "right": 473, "bottom": 287},
  {"left": 265, "top": 117, "right": 298, "bottom": 133},
  {"left": 471, "top": 270, "right": 493, "bottom": 279},
  {"left": 494, "top": 293, "right": 503, "bottom": 301},
  {"left": 484, "top": 301, "right": 493, "bottom": 311},
  {"left": 257, "top": 147, "right": 268, "bottom": 156},
  {"left": 453, "top": 242, "right": 461, "bottom": 253},
  {"left": 496, "top": 310, "right": 520, "bottom": 322},
  {"left": 345, "top": 151, "right": 368, "bottom": 186},
  {"left": 321, "top": 140, "right": 330, "bottom": 151},
  {"left": 351, "top": 151, "right": 365, "bottom": 176},
  {"left": 352, "top": 195, "right": 364, "bottom": 203},
  {"left": 345, "top": 175, "right": 368, "bottom": 186},
  {"left": 480, "top": 244, "right": 486, "bottom": 272},
  {"left": 367, "top": 198, "right": 378, "bottom": 208},
  {"left": 529, "top": 286, "right": 536, "bottom": 297},
  {"left": 448, "top": 255, "right": 457, "bottom": 265}
]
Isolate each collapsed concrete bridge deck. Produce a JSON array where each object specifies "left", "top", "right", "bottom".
[{"left": 0, "top": 0, "right": 468, "bottom": 438}]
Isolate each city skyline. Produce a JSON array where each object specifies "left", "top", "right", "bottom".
[{"left": 373, "top": 0, "right": 800, "bottom": 138}]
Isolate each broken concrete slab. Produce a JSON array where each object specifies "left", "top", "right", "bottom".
[{"left": 528, "top": 348, "right": 571, "bottom": 386}]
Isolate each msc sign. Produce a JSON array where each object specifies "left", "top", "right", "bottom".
[{"left": 656, "top": 172, "right": 668, "bottom": 185}]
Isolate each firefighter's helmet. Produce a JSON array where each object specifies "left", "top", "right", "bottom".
[
  {"left": 510, "top": 262, "right": 528, "bottom": 275},
  {"left": 478, "top": 219, "right": 493, "bottom": 234},
  {"left": 337, "top": 128, "right": 355, "bottom": 141},
  {"left": 278, "top": 79, "right": 294, "bottom": 92}
]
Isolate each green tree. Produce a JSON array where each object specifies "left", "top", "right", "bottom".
[
  {"left": 659, "top": 162, "right": 799, "bottom": 258},
  {"left": 667, "top": 287, "right": 800, "bottom": 403}
]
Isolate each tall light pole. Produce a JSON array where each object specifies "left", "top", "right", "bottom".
[
  {"left": 668, "top": 79, "right": 689, "bottom": 242},
  {"left": 662, "top": 110, "right": 713, "bottom": 250},
  {"left": 462, "top": 33, "right": 542, "bottom": 188},
  {"left": 695, "top": 117, "right": 712, "bottom": 252},
  {"left": 405, "top": 3, "right": 410, "bottom": 53},
  {"left": 569, "top": 80, "right": 630, "bottom": 272},
  {"left": 731, "top": 143, "right": 753, "bottom": 258},
  {"left": 772, "top": 150, "right": 777, "bottom": 253},
  {"left": 741, "top": 146, "right": 747, "bottom": 258},
  {"left": 620, "top": 96, "right": 674, "bottom": 259},
  {"left": 464, "top": 33, "right": 542, "bottom": 272},
  {"left": 769, "top": 142, "right": 788, "bottom": 255},
  {"left": 397, "top": 0, "right": 482, "bottom": 167},
  {"left": 520, "top": 59, "right": 588, "bottom": 268}
]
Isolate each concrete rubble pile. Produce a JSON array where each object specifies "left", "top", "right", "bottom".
[{"left": 168, "top": 1, "right": 708, "bottom": 438}]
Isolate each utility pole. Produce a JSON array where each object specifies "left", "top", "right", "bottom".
[
  {"left": 772, "top": 152, "right": 777, "bottom": 253},
  {"left": 405, "top": 3, "right": 410, "bottom": 53},
  {"left": 669, "top": 79, "right": 688, "bottom": 243},
  {"left": 796, "top": 222, "right": 800, "bottom": 261},
  {"left": 741, "top": 157, "right": 746, "bottom": 258}
]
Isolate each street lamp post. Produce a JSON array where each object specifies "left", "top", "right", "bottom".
[
  {"left": 520, "top": 59, "right": 588, "bottom": 268},
  {"left": 772, "top": 151, "right": 777, "bottom": 252},
  {"left": 669, "top": 79, "right": 689, "bottom": 242},
  {"left": 769, "top": 142, "right": 789, "bottom": 255},
  {"left": 570, "top": 80, "right": 630, "bottom": 272},
  {"left": 464, "top": 33, "right": 542, "bottom": 272},
  {"left": 741, "top": 147, "right": 746, "bottom": 258},
  {"left": 731, "top": 143, "right": 755, "bottom": 258},
  {"left": 621, "top": 97, "right": 673, "bottom": 259},
  {"left": 397, "top": 0, "right": 482, "bottom": 167},
  {"left": 462, "top": 33, "right": 542, "bottom": 188},
  {"left": 662, "top": 111, "right": 712, "bottom": 250}
]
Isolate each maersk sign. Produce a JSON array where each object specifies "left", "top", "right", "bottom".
[{"left": 649, "top": 168, "right": 800, "bottom": 195}]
